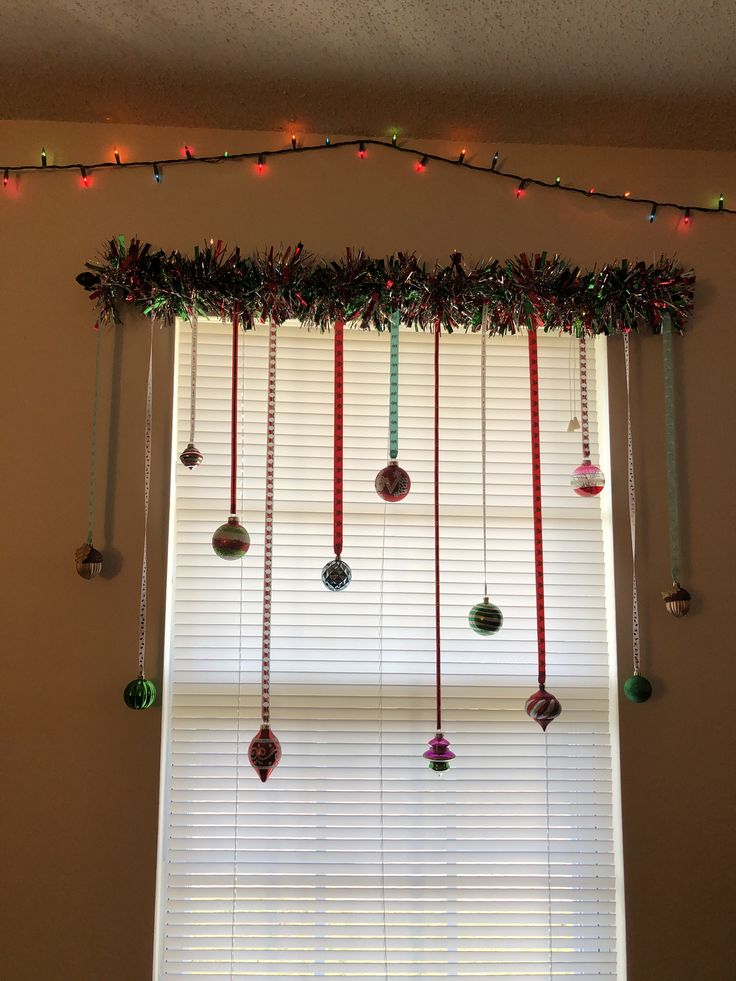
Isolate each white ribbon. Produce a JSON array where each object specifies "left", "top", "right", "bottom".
[{"left": 624, "top": 335, "right": 640, "bottom": 673}]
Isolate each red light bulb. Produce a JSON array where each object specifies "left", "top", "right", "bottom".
[{"left": 358, "top": 142, "right": 366, "bottom": 159}]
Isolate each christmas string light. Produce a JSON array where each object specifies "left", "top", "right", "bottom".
[{"left": 7, "top": 138, "right": 731, "bottom": 220}]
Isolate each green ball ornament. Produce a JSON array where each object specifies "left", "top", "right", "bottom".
[
  {"left": 624, "top": 673, "right": 652, "bottom": 703},
  {"left": 468, "top": 597, "right": 503, "bottom": 635},
  {"left": 124, "top": 677, "right": 157, "bottom": 710}
]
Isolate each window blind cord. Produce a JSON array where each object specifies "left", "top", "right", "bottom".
[
  {"left": 228, "top": 329, "right": 247, "bottom": 978},
  {"left": 480, "top": 305, "right": 489, "bottom": 598},
  {"left": 544, "top": 733, "right": 553, "bottom": 980},
  {"left": 377, "top": 498, "right": 389, "bottom": 980}
]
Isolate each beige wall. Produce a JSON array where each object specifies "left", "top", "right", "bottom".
[{"left": 1, "top": 121, "right": 734, "bottom": 980}]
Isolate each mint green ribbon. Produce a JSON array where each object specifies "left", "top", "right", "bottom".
[
  {"left": 662, "top": 316, "right": 680, "bottom": 582},
  {"left": 389, "top": 310, "right": 400, "bottom": 460}
]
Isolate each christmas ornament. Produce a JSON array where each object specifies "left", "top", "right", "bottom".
[
  {"left": 322, "top": 318, "right": 351, "bottom": 588},
  {"left": 624, "top": 673, "right": 653, "bottom": 703},
  {"left": 248, "top": 725, "right": 282, "bottom": 782},
  {"left": 179, "top": 312, "right": 203, "bottom": 469},
  {"left": 321, "top": 558, "right": 352, "bottom": 591},
  {"left": 123, "top": 676, "right": 157, "bottom": 710},
  {"left": 212, "top": 308, "right": 249, "bottom": 559},
  {"left": 525, "top": 329, "right": 562, "bottom": 730},
  {"left": 76, "top": 323, "right": 103, "bottom": 579},
  {"left": 212, "top": 516, "right": 250, "bottom": 559},
  {"left": 469, "top": 599, "right": 503, "bottom": 635},
  {"left": 423, "top": 321, "right": 454, "bottom": 768},
  {"left": 375, "top": 461, "right": 411, "bottom": 502},
  {"left": 375, "top": 310, "right": 411, "bottom": 502},
  {"left": 75, "top": 543, "right": 103, "bottom": 580},
  {"left": 570, "top": 336, "right": 605, "bottom": 497},
  {"left": 662, "top": 581, "right": 691, "bottom": 617},
  {"left": 623, "top": 334, "right": 651, "bottom": 702},
  {"left": 661, "top": 316, "right": 691, "bottom": 614},
  {"left": 423, "top": 733, "right": 456, "bottom": 772},
  {"left": 524, "top": 685, "right": 562, "bottom": 731},
  {"left": 126, "top": 325, "right": 156, "bottom": 711},
  {"left": 469, "top": 306, "right": 504, "bottom": 634},
  {"left": 249, "top": 320, "right": 282, "bottom": 782}
]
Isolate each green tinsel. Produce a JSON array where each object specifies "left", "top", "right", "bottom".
[{"left": 77, "top": 238, "right": 695, "bottom": 335}]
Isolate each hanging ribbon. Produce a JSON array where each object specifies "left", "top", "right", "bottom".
[
  {"left": 75, "top": 325, "right": 104, "bottom": 579},
  {"left": 230, "top": 307, "right": 239, "bottom": 517},
  {"left": 622, "top": 335, "right": 653, "bottom": 700},
  {"left": 248, "top": 320, "right": 282, "bottom": 781},
  {"left": 570, "top": 335, "right": 605, "bottom": 497},
  {"left": 179, "top": 313, "right": 203, "bottom": 468},
  {"left": 467, "top": 307, "right": 503, "bottom": 636},
  {"left": 661, "top": 317, "right": 690, "bottom": 615},
  {"left": 123, "top": 325, "right": 157, "bottom": 710},
  {"left": 389, "top": 310, "right": 399, "bottom": 461},
  {"left": 423, "top": 319, "right": 455, "bottom": 770},
  {"left": 137, "top": 326, "right": 154, "bottom": 680},
  {"left": 579, "top": 336, "right": 591, "bottom": 461},
  {"left": 333, "top": 317, "right": 344, "bottom": 558},
  {"left": 524, "top": 329, "right": 561, "bottom": 730}
]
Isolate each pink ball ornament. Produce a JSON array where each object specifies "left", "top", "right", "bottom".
[
  {"left": 375, "top": 460, "right": 411, "bottom": 502},
  {"left": 571, "top": 459, "right": 605, "bottom": 497},
  {"left": 525, "top": 685, "right": 562, "bottom": 731}
]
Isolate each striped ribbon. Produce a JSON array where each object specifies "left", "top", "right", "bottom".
[
  {"left": 480, "top": 306, "right": 489, "bottom": 597},
  {"left": 389, "top": 310, "right": 400, "bottom": 460},
  {"left": 579, "top": 336, "right": 591, "bottom": 460},
  {"left": 261, "top": 321, "right": 278, "bottom": 725},
  {"left": 188, "top": 312, "right": 199, "bottom": 446},
  {"left": 433, "top": 320, "right": 443, "bottom": 731},
  {"left": 624, "top": 335, "right": 641, "bottom": 673},
  {"left": 527, "top": 329, "right": 547, "bottom": 687},
  {"left": 137, "top": 326, "right": 154, "bottom": 678},
  {"left": 86, "top": 323, "right": 102, "bottom": 544},
  {"left": 333, "top": 319, "right": 345, "bottom": 557},
  {"left": 662, "top": 317, "right": 681, "bottom": 583},
  {"left": 229, "top": 308, "right": 240, "bottom": 516}
]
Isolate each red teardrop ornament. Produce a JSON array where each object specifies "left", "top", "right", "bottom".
[{"left": 248, "top": 724, "right": 282, "bottom": 782}]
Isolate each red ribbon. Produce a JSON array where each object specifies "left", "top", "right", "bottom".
[
  {"left": 229, "top": 306, "right": 239, "bottom": 516},
  {"left": 434, "top": 319, "right": 442, "bottom": 730},
  {"left": 333, "top": 318, "right": 344, "bottom": 557},
  {"left": 527, "top": 329, "right": 546, "bottom": 686}
]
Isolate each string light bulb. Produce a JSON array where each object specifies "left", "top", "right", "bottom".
[
  {"left": 325, "top": 136, "right": 331, "bottom": 146},
  {"left": 491, "top": 151, "right": 499, "bottom": 171},
  {"left": 184, "top": 146, "right": 193, "bottom": 160},
  {"left": 457, "top": 147, "right": 466, "bottom": 164},
  {"left": 358, "top": 142, "right": 366, "bottom": 159},
  {"left": 648, "top": 203, "right": 658, "bottom": 222},
  {"left": 683, "top": 208, "right": 691, "bottom": 225},
  {"left": 257, "top": 153, "right": 265, "bottom": 173},
  {"left": 391, "top": 132, "right": 398, "bottom": 147},
  {"left": 80, "top": 165, "right": 89, "bottom": 188},
  {"left": 3, "top": 168, "right": 8, "bottom": 188},
  {"left": 516, "top": 179, "right": 527, "bottom": 198},
  {"left": 41, "top": 147, "right": 47, "bottom": 167},
  {"left": 113, "top": 147, "right": 121, "bottom": 165},
  {"left": 555, "top": 176, "right": 561, "bottom": 186},
  {"left": 588, "top": 187, "right": 596, "bottom": 196},
  {"left": 153, "top": 163, "right": 162, "bottom": 183},
  {"left": 718, "top": 193, "right": 724, "bottom": 211},
  {"left": 291, "top": 133, "right": 297, "bottom": 150},
  {"left": 416, "top": 155, "right": 429, "bottom": 172},
  {"left": 624, "top": 190, "right": 631, "bottom": 198}
]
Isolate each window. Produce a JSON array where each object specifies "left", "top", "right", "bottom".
[{"left": 155, "top": 321, "right": 622, "bottom": 978}]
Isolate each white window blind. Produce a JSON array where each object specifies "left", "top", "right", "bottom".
[{"left": 156, "top": 321, "right": 621, "bottom": 979}]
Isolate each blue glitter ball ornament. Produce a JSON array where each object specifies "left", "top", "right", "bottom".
[{"left": 321, "top": 557, "right": 352, "bottom": 591}]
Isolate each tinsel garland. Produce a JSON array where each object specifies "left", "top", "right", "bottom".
[{"left": 76, "top": 239, "right": 695, "bottom": 336}]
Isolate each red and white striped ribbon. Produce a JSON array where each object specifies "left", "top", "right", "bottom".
[
  {"left": 624, "top": 335, "right": 641, "bottom": 673},
  {"left": 261, "top": 321, "right": 278, "bottom": 724}
]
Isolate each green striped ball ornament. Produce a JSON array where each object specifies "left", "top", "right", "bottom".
[
  {"left": 212, "top": 516, "right": 250, "bottom": 560},
  {"left": 123, "top": 677, "right": 157, "bottom": 710},
  {"left": 468, "top": 598, "right": 503, "bottom": 635}
]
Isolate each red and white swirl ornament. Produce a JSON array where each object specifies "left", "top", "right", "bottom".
[
  {"left": 248, "top": 320, "right": 282, "bottom": 781},
  {"left": 525, "top": 329, "right": 562, "bottom": 731}
]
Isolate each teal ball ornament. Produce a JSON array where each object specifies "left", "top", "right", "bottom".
[
  {"left": 469, "top": 597, "right": 503, "bottom": 635},
  {"left": 212, "top": 516, "right": 250, "bottom": 560},
  {"left": 624, "top": 673, "right": 652, "bottom": 703},
  {"left": 123, "top": 677, "right": 157, "bottom": 710}
]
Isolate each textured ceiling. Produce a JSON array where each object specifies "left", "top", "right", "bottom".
[{"left": 1, "top": 0, "right": 735, "bottom": 150}]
